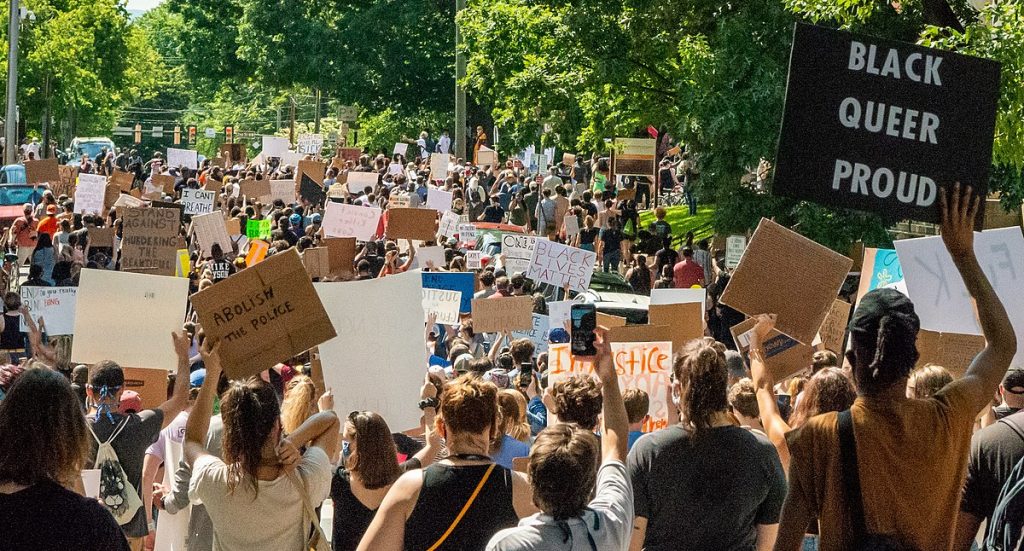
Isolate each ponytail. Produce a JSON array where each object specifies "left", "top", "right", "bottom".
[{"left": 674, "top": 338, "right": 728, "bottom": 435}]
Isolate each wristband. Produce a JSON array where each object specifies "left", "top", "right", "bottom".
[{"left": 418, "top": 397, "right": 439, "bottom": 410}]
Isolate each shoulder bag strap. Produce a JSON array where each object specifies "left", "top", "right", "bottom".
[
  {"left": 288, "top": 470, "right": 330, "bottom": 551},
  {"left": 999, "top": 415, "right": 1024, "bottom": 444},
  {"left": 104, "top": 415, "right": 132, "bottom": 445},
  {"left": 838, "top": 409, "right": 868, "bottom": 538},
  {"left": 426, "top": 463, "right": 497, "bottom": 551}
]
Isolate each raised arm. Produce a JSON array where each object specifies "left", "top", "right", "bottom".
[
  {"left": 749, "top": 314, "right": 792, "bottom": 471},
  {"left": 184, "top": 339, "right": 221, "bottom": 466},
  {"left": 592, "top": 326, "right": 628, "bottom": 463},
  {"left": 941, "top": 184, "right": 1018, "bottom": 414},
  {"left": 412, "top": 377, "right": 442, "bottom": 467},
  {"left": 157, "top": 331, "right": 193, "bottom": 428}
]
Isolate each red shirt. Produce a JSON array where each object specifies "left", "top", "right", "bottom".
[{"left": 673, "top": 259, "right": 705, "bottom": 288}]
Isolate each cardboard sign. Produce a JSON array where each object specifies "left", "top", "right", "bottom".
[
  {"left": 151, "top": 174, "right": 176, "bottom": 195},
  {"left": 477, "top": 146, "right": 498, "bottom": 167},
  {"left": 648, "top": 303, "right": 704, "bottom": 351},
  {"left": 121, "top": 208, "right": 181, "bottom": 276},
  {"left": 322, "top": 202, "right": 381, "bottom": 241},
  {"left": 430, "top": 153, "right": 450, "bottom": 180},
  {"left": 24, "top": 158, "right": 60, "bottom": 185},
  {"left": 814, "top": 299, "right": 852, "bottom": 354},
  {"left": 613, "top": 138, "right": 656, "bottom": 177},
  {"left": 466, "top": 251, "right": 483, "bottom": 270},
  {"left": 471, "top": 296, "right": 535, "bottom": 333},
  {"left": 337, "top": 147, "right": 362, "bottom": 163},
  {"left": 427, "top": 188, "right": 454, "bottom": 212},
  {"left": 225, "top": 218, "right": 242, "bottom": 236},
  {"left": 111, "top": 170, "right": 135, "bottom": 192},
  {"left": 302, "top": 247, "right": 330, "bottom": 279},
  {"left": 502, "top": 234, "right": 539, "bottom": 274},
  {"left": 856, "top": 248, "right": 906, "bottom": 305},
  {"left": 526, "top": 240, "right": 596, "bottom": 293},
  {"left": 607, "top": 324, "right": 672, "bottom": 344},
  {"left": 725, "top": 235, "right": 747, "bottom": 270},
  {"left": 220, "top": 143, "right": 247, "bottom": 164},
  {"left": 239, "top": 179, "right": 271, "bottom": 200},
  {"left": 324, "top": 237, "right": 356, "bottom": 277},
  {"left": 88, "top": 226, "right": 114, "bottom": 248},
  {"left": 731, "top": 318, "right": 815, "bottom": 382},
  {"left": 562, "top": 153, "right": 576, "bottom": 166},
  {"left": 895, "top": 227, "right": 1024, "bottom": 367},
  {"left": 191, "top": 248, "right": 337, "bottom": 379},
  {"left": 316, "top": 271, "right": 429, "bottom": 432},
  {"left": 20, "top": 286, "right": 76, "bottom": 336},
  {"left": 203, "top": 178, "right": 225, "bottom": 195},
  {"left": 721, "top": 218, "right": 852, "bottom": 344},
  {"left": 72, "top": 270, "right": 189, "bottom": 370},
  {"left": 512, "top": 314, "right": 550, "bottom": 354},
  {"left": 167, "top": 148, "right": 198, "bottom": 170},
  {"left": 297, "top": 134, "right": 324, "bottom": 155},
  {"left": 915, "top": 330, "right": 986, "bottom": 378},
  {"left": 245, "top": 239, "right": 269, "bottom": 266},
  {"left": 346, "top": 171, "right": 378, "bottom": 194},
  {"left": 298, "top": 160, "right": 326, "bottom": 186},
  {"left": 267, "top": 180, "right": 295, "bottom": 204},
  {"left": 422, "top": 288, "right": 461, "bottom": 325},
  {"left": 299, "top": 175, "right": 326, "bottom": 205},
  {"left": 54, "top": 165, "right": 78, "bottom": 197},
  {"left": 393, "top": 142, "right": 409, "bottom": 157},
  {"left": 773, "top": 23, "right": 1000, "bottom": 223},
  {"left": 422, "top": 271, "right": 474, "bottom": 313},
  {"left": 122, "top": 367, "right": 170, "bottom": 410},
  {"left": 596, "top": 312, "right": 627, "bottom": 328},
  {"left": 650, "top": 288, "right": 706, "bottom": 308},
  {"left": 181, "top": 189, "right": 216, "bottom": 216},
  {"left": 549, "top": 342, "right": 673, "bottom": 432},
  {"left": 387, "top": 208, "right": 438, "bottom": 241},
  {"left": 262, "top": 136, "right": 290, "bottom": 158},
  {"left": 113, "top": 193, "right": 146, "bottom": 209},
  {"left": 191, "top": 212, "right": 233, "bottom": 257},
  {"left": 75, "top": 174, "right": 107, "bottom": 215},
  {"left": 246, "top": 219, "right": 272, "bottom": 240}
]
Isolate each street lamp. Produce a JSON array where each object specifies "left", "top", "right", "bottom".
[{"left": 4, "top": 1, "right": 34, "bottom": 165}]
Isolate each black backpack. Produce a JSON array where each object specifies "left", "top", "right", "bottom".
[{"left": 985, "top": 416, "right": 1024, "bottom": 551}]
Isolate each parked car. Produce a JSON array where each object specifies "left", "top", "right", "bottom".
[
  {"left": 66, "top": 137, "right": 116, "bottom": 168},
  {"left": 0, "top": 184, "right": 47, "bottom": 225},
  {"left": 0, "top": 165, "right": 26, "bottom": 184}
]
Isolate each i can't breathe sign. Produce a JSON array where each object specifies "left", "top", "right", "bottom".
[{"left": 772, "top": 23, "right": 1000, "bottom": 224}]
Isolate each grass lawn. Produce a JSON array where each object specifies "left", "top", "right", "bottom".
[{"left": 638, "top": 204, "right": 716, "bottom": 242}]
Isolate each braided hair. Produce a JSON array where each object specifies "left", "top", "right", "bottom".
[{"left": 848, "top": 289, "right": 921, "bottom": 396}]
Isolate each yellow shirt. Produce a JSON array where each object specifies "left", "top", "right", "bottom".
[{"left": 786, "top": 383, "right": 976, "bottom": 550}]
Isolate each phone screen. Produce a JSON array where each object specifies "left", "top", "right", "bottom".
[{"left": 570, "top": 304, "right": 597, "bottom": 356}]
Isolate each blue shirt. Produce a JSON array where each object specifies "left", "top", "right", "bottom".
[
  {"left": 527, "top": 396, "right": 547, "bottom": 436},
  {"left": 627, "top": 430, "right": 645, "bottom": 451},
  {"left": 492, "top": 434, "right": 530, "bottom": 470}
]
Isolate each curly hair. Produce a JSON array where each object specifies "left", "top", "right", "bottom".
[
  {"left": 727, "top": 378, "right": 759, "bottom": 419},
  {"left": 674, "top": 338, "right": 728, "bottom": 435},
  {"left": 551, "top": 374, "right": 602, "bottom": 430},
  {"left": 439, "top": 374, "right": 499, "bottom": 436},
  {"left": 788, "top": 367, "right": 856, "bottom": 429},
  {"left": 220, "top": 378, "right": 281, "bottom": 496}
]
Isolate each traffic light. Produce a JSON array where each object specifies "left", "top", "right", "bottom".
[
  {"left": 134, "top": 123, "right": 142, "bottom": 144},
  {"left": 173, "top": 126, "right": 181, "bottom": 145},
  {"left": 188, "top": 126, "right": 197, "bottom": 146},
  {"left": 225, "top": 126, "right": 234, "bottom": 144}
]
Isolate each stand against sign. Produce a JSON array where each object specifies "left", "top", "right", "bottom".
[{"left": 772, "top": 23, "right": 1000, "bottom": 224}]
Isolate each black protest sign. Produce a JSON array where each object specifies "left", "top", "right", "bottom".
[
  {"left": 300, "top": 174, "right": 326, "bottom": 205},
  {"left": 773, "top": 23, "right": 1000, "bottom": 224}
]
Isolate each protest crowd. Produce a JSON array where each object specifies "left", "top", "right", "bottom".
[{"left": 0, "top": 113, "right": 1022, "bottom": 551}]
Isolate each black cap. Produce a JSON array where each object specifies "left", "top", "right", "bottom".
[
  {"left": 1003, "top": 369, "right": 1024, "bottom": 394},
  {"left": 849, "top": 289, "right": 920, "bottom": 336}
]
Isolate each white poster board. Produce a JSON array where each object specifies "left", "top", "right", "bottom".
[
  {"left": 316, "top": 271, "right": 429, "bottom": 432},
  {"left": 262, "top": 136, "right": 290, "bottom": 158},
  {"left": 297, "top": 134, "right": 324, "bottom": 156},
  {"left": 438, "top": 210, "right": 460, "bottom": 239},
  {"left": 427, "top": 188, "right": 454, "bottom": 212},
  {"left": 20, "top": 286, "right": 77, "bottom": 335},
  {"left": 895, "top": 227, "right": 1024, "bottom": 367},
  {"left": 421, "top": 288, "right": 461, "bottom": 325},
  {"left": 526, "top": 240, "right": 596, "bottom": 293},
  {"left": 74, "top": 174, "right": 107, "bottom": 215},
  {"left": 502, "top": 233, "right": 539, "bottom": 275},
  {"left": 466, "top": 251, "right": 483, "bottom": 270},
  {"left": 181, "top": 189, "right": 216, "bottom": 216},
  {"left": 322, "top": 202, "right": 381, "bottom": 241},
  {"left": 511, "top": 313, "right": 550, "bottom": 354},
  {"left": 726, "top": 235, "right": 747, "bottom": 270},
  {"left": 393, "top": 142, "right": 409, "bottom": 157},
  {"left": 166, "top": 148, "right": 198, "bottom": 170},
  {"left": 416, "top": 246, "right": 446, "bottom": 270},
  {"left": 346, "top": 171, "right": 378, "bottom": 194},
  {"left": 191, "top": 212, "right": 233, "bottom": 257},
  {"left": 430, "top": 153, "right": 450, "bottom": 180},
  {"left": 72, "top": 270, "right": 189, "bottom": 370}
]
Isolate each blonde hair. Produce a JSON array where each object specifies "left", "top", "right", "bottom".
[
  {"left": 907, "top": 364, "right": 953, "bottom": 399},
  {"left": 497, "top": 389, "right": 530, "bottom": 444},
  {"left": 280, "top": 376, "right": 317, "bottom": 434}
]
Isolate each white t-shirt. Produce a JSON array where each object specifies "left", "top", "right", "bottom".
[
  {"left": 189, "top": 447, "right": 332, "bottom": 551},
  {"left": 486, "top": 460, "right": 634, "bottom": 551}
]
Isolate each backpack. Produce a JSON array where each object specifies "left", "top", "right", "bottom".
[
  {"left": 90, "top": 416, "right": 143, "bottom": 525},
  {"left": 985, "top": 416, "right": 1024, "bottom": 551}
]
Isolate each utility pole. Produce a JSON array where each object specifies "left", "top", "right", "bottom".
[
  {"left": 454, "top": 0, "right": 466, "bottom": 162},
  {"left": 5, "top": 0, "right": 21, "bottom": 165},
  {"left": 289, "top": 96, "right": 296, "bottom": 146},
  {"left": 41, "top": 73, "right": 50, "bottom": 158},
  {"left": 313, "top": 88, "right": 322, "bottom": 134}
]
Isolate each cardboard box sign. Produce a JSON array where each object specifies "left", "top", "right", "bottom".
[
  {"left": 721, "top": 218, "right": 852, "bottom": 345},
  {"left": 386, "top": 208, "right": 438, "bottom": 241},
  {"left": 54, "top": 165, "right": 78, "bottom": 197},
  {"left": 122, "top": 367, "right": 170, "bottom": 411},
  {"left": 121, "top": 208, "right": 181, "bottom": 276},
  {"left": 299, "top": 174, "right": 326, "bottom": 205},
  {"left": 151, "top": 174, "right": 176, "bottom": 194},
  {"left": 24, "top": 158, "right": 60, "bottom": 185},
  {"left": 302, "top": 247, "right": 330, "bottom": 279},
  {"left": 814, "top": 299, "right": 852, "bottom": 354},
  {"left": 191, "top": 248, "right": 337, "bottom": 380},
  {"left": 239, "top": 179, "right": 271, "bottom": 200},
  {"left": 773, "top": 23, "right": 1001, "bottom": 224},
  {"left": 731, "top": 318, "right": 816, "bottom": 382},
  {"left": 297, "top": 160, "right": 327, "bottom": 186},
  {"left": 471, "top": 296, "right": 535, "bottom": 333},
  {"left": 915, "top": 329, "right": 986, "bottom": 378},
  {"left": 104, "top": 184, "right": 123, "bottom": 212},
  {"left": 607, "top": 324, "right": 672, "bottom": 344},
  {"left": 648, "top": 303, "right": 704, "bottom": 351},
  {"left": 324, "top": 237, "right": 356, "bottom": 277},
  {"left": 596, "top": 312, "right": 627, "bottom": 328},
  {"left": 111, "top": 170, "right": 135, "bottom": 192},
  {"left": 87, "top": 226, "right": 114, "bottom": 248}
]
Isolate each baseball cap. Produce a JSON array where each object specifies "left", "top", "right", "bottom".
[
  {"left": 118, "top": 390, "right": 143, "bottom": 414},
  {"left": 849, "top": 288, "right": 920, "bottom": 337},
  {"left": 289, "top": 213, "right": 301, "bottom": 224},
  {"left": 1003, "top": 369, "right": 1024, "bottom": 394},
  {"left": 189, "top": 368, "right": 206, "bottom": 388},
  {"left": 311, "top": 213, "right": 322, "bottom": 223},
  {"left": 45, "top": 204, "right": 57, "bottom": 214},
  {"left": 548, "top": 327, "right": 569, "bottom": 344}
]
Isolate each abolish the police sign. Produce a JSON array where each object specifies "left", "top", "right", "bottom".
[{"left": 773, "top": 23, "right": 1000, "bottom": 223}]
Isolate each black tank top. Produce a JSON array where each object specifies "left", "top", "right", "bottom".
[
  {"left": 331, "top": 459, "right": 421, "bottom": 551},
  {"left": 0, "top": 313, "right": 22, "bottom": 349},
  {"left": 404, "top": 463, "right": 517, "bottom": 551}
]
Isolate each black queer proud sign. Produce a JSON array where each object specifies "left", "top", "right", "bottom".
[{"left": 773, "top": 23, "right": 1000, "bottom": 223}]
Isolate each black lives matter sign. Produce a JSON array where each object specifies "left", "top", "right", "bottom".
[{"left": 773, "top": 23, "right": 1000, "bottom": 223}]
